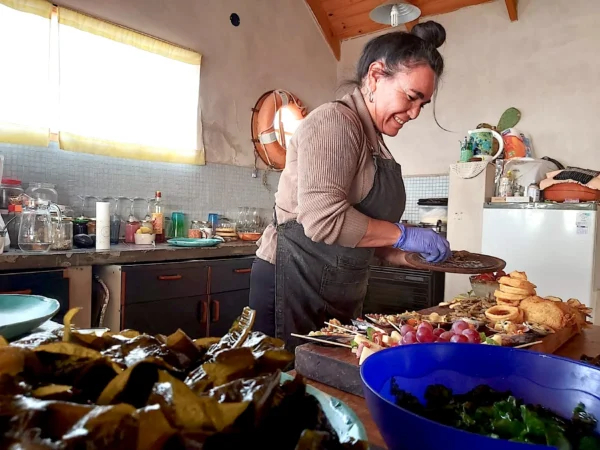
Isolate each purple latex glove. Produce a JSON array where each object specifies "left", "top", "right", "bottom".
[{"left": 393, "top": 223, "right": 451, "bottom": 263}]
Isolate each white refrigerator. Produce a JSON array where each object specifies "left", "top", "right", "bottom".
[{"left": 481, "top": 203, "right": 600, "bottom": 324}]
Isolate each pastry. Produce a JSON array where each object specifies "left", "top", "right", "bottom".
[
  {"left": 494, "top": 290, "right": 529, "bottom": 302},
  {"left": 499, "top": 284, "right": 536, "bottom": 296},
  {"left": 519, "top": 296, "right": 573, "bottom": 330},
  {"left": 509, "top": 271, "right": 528, "bottom": 280},
  {"left": 497, "top": 276, "right": 537, "bottom": 290},
  {"left": 497, "top": 297, "right": 522, "bottom": 307},
  {"left": 485, "top": 305, "right": 520, "bottom": 322}
]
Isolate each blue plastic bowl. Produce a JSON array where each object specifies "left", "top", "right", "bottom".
[{"left": 361, "top": 344, "right": 600, "bottom": 450}]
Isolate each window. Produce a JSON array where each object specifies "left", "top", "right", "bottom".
[
  {"left": 0, "top": 0, "right": 52, "bottom": 147},
  {"left": 0, "top": 0, "right": 204, "bottom": 165}
]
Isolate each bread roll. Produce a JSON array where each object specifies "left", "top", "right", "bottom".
[
  {"left": 499, "top": 284, "right": 536, "bottom": 296},
  {"left": 519, "top": 296, "right": 571, "bottom": 330}
]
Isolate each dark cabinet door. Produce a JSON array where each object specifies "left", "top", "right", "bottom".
[
  {"left": 208, "top": 289, "right": 250, "bottom": 338},
  {"left": 0, "top": 269, "right": 70, "bottom": 322},
  {"left": 123, "top": 295, "right": 208, "bottom": 338}
]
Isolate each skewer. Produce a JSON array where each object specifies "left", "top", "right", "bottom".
[
  {"left": 290, "top": 333, "right": 352, "bottom": 348},
  {"left": 385, "top": 318, "right": 403, "bottom": 334},
  {"left": 324, "top": 321, "right": 360, "bottom": 336},
  {"left": 513, "top": 340, "right": 543, "bottom": 349}
]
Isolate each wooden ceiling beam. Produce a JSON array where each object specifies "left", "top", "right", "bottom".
[
  {"left": 304, "top": 0, "right": 341, "bottom": 60},
  {"left": 505, "top": 0, "right": 518, "bottom": 21}
]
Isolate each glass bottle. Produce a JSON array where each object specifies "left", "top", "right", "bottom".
[
  {"left": 110, "top": 200, "right": 121, "bottom": 245},
  {"left": 152, "top": 190, "right": 165, "bottom": 243}
]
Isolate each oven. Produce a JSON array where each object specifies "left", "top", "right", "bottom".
[{"left": 364, "top": 265, "right": 445, "bottom": 314}]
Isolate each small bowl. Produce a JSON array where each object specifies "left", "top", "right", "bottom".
[
  {"left": 134, "top": 233, "right": 155, "bottom": 245},
  {"left": 238, "top": 232, "right": 262, "bottom": 241},
  {"left": 469, "top": 277, "right": 499, "bottom": 298}
]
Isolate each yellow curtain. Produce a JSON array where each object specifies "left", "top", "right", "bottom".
[
  {"left": 0, "top": 0, "right": 51, "bottom": 147},
  {"left": 57, "top": 7, "right": 204, "bottom": 165},
  {"left": 59, "top": 132, "right": 205, "bottom": 165},
  {"left": 0, "top": 0, "right": 51, "bottom": 18},
  {"left": 58, "top": 8, "right": 201, "bottom": 65}
]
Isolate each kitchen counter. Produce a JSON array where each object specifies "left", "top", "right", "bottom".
[
  {"left": 0, "top": 242, "right": 258, "bottom": 271},
  {"left": 484, "top": 201, "right": 597, "bottom": 210}
]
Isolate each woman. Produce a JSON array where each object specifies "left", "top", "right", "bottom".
[{"left": 250, "top": 21, "right": 451, "bottom": 350}]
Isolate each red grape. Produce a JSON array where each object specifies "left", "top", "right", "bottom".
[
  {"left": 452, "top": 320, "right": 470, "bottom": 335},
  {"left": 439, "top": 331, "right": 454, "bottom": 341},
  {"left": 418, "top": 321, "right": 434, "bottom": 332},
  {"left": 402, "top": 331, "right": 417, "bottom": 345},
  {"left": 400, "top": 324, "right": 415, "bottom": 337},
  {"left": 416, "top": 327, "right": 434, "bottom": 343},
  {"left": 462, "top": 328, "right": 482, "bottom": 344},
  {"left": 450, "top": 334, "right": 468, "bottom": 343},
  {"left": 433, "top": 327, "right": 445, "bottom": 338}
]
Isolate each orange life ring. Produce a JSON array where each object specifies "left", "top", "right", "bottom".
[{"left": 251, "top": 90, "right": 307, "bottom": 170}]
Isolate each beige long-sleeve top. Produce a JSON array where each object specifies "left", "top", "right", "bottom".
[{"left": 256, "top": 88, "right": 394, "bottom": 264}]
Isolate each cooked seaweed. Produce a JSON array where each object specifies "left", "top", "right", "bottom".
[
  {"left": 391, "top": 380, "right": 600, "bottom": 447},
  {"left": 0, "top": 307, "right": 365, "bottom": 450}
]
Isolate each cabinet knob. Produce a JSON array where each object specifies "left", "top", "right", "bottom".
[
  {"left": 157, "top": 275, "right": 182, "bottom": 281},
  {"left": 211, "top": 300, "right": 220, "bottom": 322}
]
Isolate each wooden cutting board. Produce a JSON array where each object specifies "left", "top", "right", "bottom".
[{"left": 295, "top": 312, "right": 581, "bottom": 397}]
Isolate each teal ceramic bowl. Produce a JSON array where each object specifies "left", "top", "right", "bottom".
[
  {"left": 280, "top": 372, "right": 368, "bottom": 446},
  {"left": 0, "top": 294, "right": 60, "bottom": 340}
]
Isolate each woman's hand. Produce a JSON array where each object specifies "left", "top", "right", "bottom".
[
  {"left": 393, "top": 224, "right": 451, "bottom": 263},
  {"left": 374, "top": 248, "right": 418, "bottom": 268}
]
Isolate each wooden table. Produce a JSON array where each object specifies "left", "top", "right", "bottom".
[{"left": 297, "top": 326, "right": 600, "bottom": 449}]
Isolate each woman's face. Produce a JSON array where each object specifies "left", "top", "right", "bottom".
[{"left": 366, "top": 62, "right": 436, "bottom": 137}]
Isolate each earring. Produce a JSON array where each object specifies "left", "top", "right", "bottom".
[{"left": 368, "top": 91, "right": 374, "bottom": 103}]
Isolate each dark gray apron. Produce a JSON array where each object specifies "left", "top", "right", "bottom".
[{"left": 274, "top": 102, "right": 406, "bottom": 351}]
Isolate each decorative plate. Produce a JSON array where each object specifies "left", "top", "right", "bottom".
[
  {"left": 406, "top": 250, "right": 506, "bottom": 274},
  {"left": 279, "top": 372, "right": 368, "bottom": 445},
  {"left": 167, "top": 237, "right": 224, "bottom": 248}
]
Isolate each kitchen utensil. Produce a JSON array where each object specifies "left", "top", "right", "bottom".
[
  {"left": 467, "top": 128, "right": 504, "bottom": 160},
  {"left": 279, "top": 372, "right": 367, "bottom": 444},
  {"left": 134, "top": 233, "right": 156, "bottom": 245},
  {"left": 0, "top": 294, "right": 60, "bottom": 340},
  {"left": 167, "top": 237, "right": 224, "bottom": 248},
  {"left": 18, "top": 199, "right": 61, "bottom": 253},
  {"left": 361, "top": 344, "right": 600, "bottom": 450},
  {"left": 406, "top": 251, "right": 506, "bottom": 274}
]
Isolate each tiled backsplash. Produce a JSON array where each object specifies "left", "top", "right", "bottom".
[
  {"left": 0, "top": 142, "right": 447, "bottom": 226},
  {"left": 0, "top": 142, "right": 281, "bottom": 224},
  {"left": 402, "top": 175, "right": 449, "bottom": 223}
]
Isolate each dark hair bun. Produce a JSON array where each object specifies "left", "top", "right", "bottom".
[{"left": 411, "top": 21, "right": 446, "bottom": 49}]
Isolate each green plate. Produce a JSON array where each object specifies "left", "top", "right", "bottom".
[
  {"left": 167, "top": 237, "right": 223, "bottom": 248},
  {"left": 280, "top": 372, "right": 368, "bottom": 446},
  {"left": 0, "top": 295, "right": 60, "bottom": 340}
]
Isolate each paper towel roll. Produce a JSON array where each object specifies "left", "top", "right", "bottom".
[{"left": 96, "top": 202, "right": 111, "bottom": 250}]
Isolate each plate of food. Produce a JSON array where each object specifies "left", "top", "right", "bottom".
[
  {"left": 167, "top": 237, "right": 224, "bottom": 247},
  {"left": 0, "top": 307, "right": 368, "bottom": 449},
  {"left": 406, "top": 250, "right": 506, "bottom": 274}
]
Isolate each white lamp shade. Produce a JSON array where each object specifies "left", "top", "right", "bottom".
[{"left": 370, "top": 2, "right": 421, "bottom": 26}]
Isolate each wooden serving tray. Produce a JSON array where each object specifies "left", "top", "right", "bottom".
[{"left": 295, "top": 306, "right": 580, "bottom": 397}]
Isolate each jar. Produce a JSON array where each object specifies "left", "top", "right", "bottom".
[
  {"left": 527, "top": 183, "right": 541, "bottom": 202},
  {"left": 0, "top": 178, "right": 24, "bottom": 210},
  {"left": 498, "top": 176, "right": 513, "bottom": 197},
  {"left": 73, "top": 218, "right": 89, "bottom": 235},
  {"left": 188, "top": 220, "right": 203, "bottom": 238},
  {"left": 125, "top": 220, "right": 140, "bottom": 243},
  {"left": 25, "top": 183, "right": 58, "bottom": 204},
  {"left": 87, "top": 218, "right": 96, "bottom": 235},
  {"left": 199, "top": 221, "right": 213, "bottom": 239},
  {"left": 50, "top": 217, "right": 73, "bottom": 250}
]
